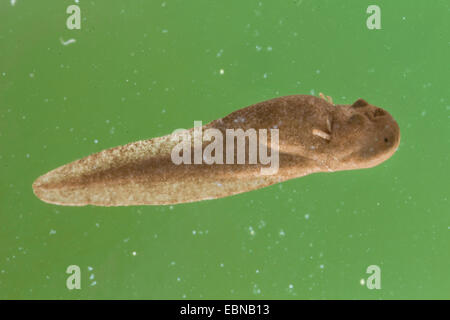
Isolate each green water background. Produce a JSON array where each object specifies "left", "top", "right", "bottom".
[{"left": 0, "top": 0, "right": 448, "bottom": 299}]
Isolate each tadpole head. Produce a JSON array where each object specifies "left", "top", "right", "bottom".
[{"left": 331, "top": 98, "right": 400, "bottom": 170}]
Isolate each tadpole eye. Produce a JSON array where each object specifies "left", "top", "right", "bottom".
[
  {"left": 351, "top": 98, "right": 369, "bottom": 108},
  {"left": 374, "top": 108, "right": 386, "bottom": 117},
  {"left": 384, "top": 138, "right": 388, "bottom": 143}
]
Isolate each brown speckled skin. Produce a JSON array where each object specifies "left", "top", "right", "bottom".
[{"left": 32, "top": 95, "right": 400, "bottom": 206}]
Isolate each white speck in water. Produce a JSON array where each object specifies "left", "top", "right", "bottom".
[
  {"left": 220, "top": 263, "right": 224, "bottom": 268},
  {"left": 49, "top": 229, "right": 56, "bottom": 235},
  {"left": 288, "top": 284, "right": 294, "bottom": 289},
  {"left": 316, "top": 69, "right": 321, "bottom": 74},
  {"left": 263, "top": 73, "right": 268, "bottom": 79},
  {"left": 94, "top": 139, "right": 98, "bottom": 144},
  {"left": 89, "top": 274, "right": 95, "bottom": 280},
  {"left": 360, "top": 279, "right": 365, "bottom": 286},
  {"left": 249, "top": 226, "right": 255, "bottom": 236},
  {"left": 162, "top": 29, "right": 168, "bottom": 34},
  {"left": 267, "top": 46, "right": 272, "bottom": 51},
  {"left": 252, "top": 284, "right": 261, "bottom": 295},
  {"left": 90, "top": 281, "right": 97, "bottom": 286},
  {"left": 29, "top": 73, "right": 35, "bottom": 78},
  {"left": 132, "top": 251, "right": 137, "bottom": 256},
  {"left": 10, "top": 0, "right": 16, "bottom": 6},
  {"left": 192, "top": 230, "right": 197, "bottom": 235},
  {"left": 255, "top": 45, "right": 262, "bottom": 52},
  {"left": 219, "top": 69, "right": 224, "bottom": 75},
  {"left": 279, "top": 229, "right": 285, "bottom": 237},
  {"left": 319, "top": 264, "right": 324, "bottom": 269},
  {"left": 170, "top": 261, "right": 176, "bottom": 266},
  {"left": 304, "top": 213, "right": 310, "bottom": 220},
  {"left": 26, "top": 154, "right": 30, "bottom": 158}
]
